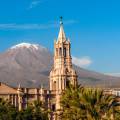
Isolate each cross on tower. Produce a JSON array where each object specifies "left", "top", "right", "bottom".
[{"left": 60, "top": 16, "right": 63, "bottom": 25}]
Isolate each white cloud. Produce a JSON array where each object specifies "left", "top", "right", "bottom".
[
  {"left": 0, "top": 23, "right": 55, "bottom": 30},
  {"left": 28, "top": 0, "right": 41, "bottom": 9},
  {"left": 105, "top": 73, "right": 120, "bottom": 77},
  {"left": 0, "top": 20, "right": 77, "bottom": 30},
  {"left": 72, "top": 56, "right": 92, "bottom": 68}
]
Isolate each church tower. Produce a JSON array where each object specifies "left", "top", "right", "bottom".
[{"left": 50, "top": 18, "right": 77, "bottom": 111}]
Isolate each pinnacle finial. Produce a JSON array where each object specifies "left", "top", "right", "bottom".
[
  {"left": 41, "top": 84, "right": 44, "bottom": 89},
  {"left": 58, "top": 16, "right": 66, "bottom": 42},
  {"left": 60, "top": 16, "right": 63, "bottom": 25},
  {"left": 18, "top": 83, "right": 21, "bottom": 89}
]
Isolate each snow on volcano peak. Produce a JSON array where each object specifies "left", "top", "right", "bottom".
[
  {"left": 11, "top": 43, "right": 38, "bottom": 50},
  {"left": 10, "top": 43, "right": 47, "bottom": 51}
]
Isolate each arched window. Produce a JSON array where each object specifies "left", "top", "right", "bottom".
[
  {"left": 66, "top": 80, "right": 70, "bottom": 88},
  {"left": 63, "top": 48, "right": 66, "bottom": 57},
  {"left": 59, "top": 47, "right": 62, "bottom": 56},
  {"left": 52, "top": 104, "right": 56, "bottom": 111}
]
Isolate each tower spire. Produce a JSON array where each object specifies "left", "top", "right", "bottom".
[
  {"left": 50, "top": 18, "right": 78, "bottom": 112},
  {"left": 58, "top": 16, "right": 66, "bottom": 42}
]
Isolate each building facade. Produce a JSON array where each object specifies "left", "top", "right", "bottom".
[
  {"left": 49, "top": 19, "right": 77, "bottom": 112},
  {"left": 0, "top": 82, "right": 49, "bottom": 111},
  {"left": 0, "top": 19, "right": 120, "bottom": 120},
  {"left": 0, "top": 20, "right": 78, "bottom": 115}
]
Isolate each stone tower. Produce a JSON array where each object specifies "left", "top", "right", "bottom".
[{"left": 50, "top": 18, "right": 77, "bottom": 111}]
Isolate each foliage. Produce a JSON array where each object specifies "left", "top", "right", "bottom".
[
  {"left": 0, "top": 84, "right": 120, "bottom": 120},
  {"left": 112, "top": 99, "right": 120, "bottom": 120},
  {"left": 0, "top": 98, "right": 17, "bottom": 120},
  {"left": 60, "top": 84, "right": 119, "bottom": 120},
  {"left": 0, "top": 98, "right": 48, "bottom": 120}
]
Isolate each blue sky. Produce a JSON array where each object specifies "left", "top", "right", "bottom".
[{"left": 0, "top": 0, "right": 120, "bottom": 75}]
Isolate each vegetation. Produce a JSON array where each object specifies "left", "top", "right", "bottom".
[
  {"left": 0, "top": 98, "right": 48, "bottom": 120},
  {"left": 60, "top": 84, "right": 120, "bottom": 120},
  {"left": 0, "top": 85, "right": 120, "bottom": 120}
]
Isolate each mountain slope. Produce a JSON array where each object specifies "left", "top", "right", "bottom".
[{"left": 0, "top": 43, "right": 119, "bottom": 88}]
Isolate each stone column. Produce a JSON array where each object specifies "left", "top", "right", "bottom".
[
  {"left": 58, "top": 77, "right": 61, "bottom": 91},
  {"left": 17, "top": 88, "right": 24, "bottom": 111},
  {"left": 40, "top": 88, "right": 44, "bottom": 101},
  {"left": 7, "top": 94, "right": 11, "bottom": 101},
  {"left": 18, "top": 95, "right": 22, "bottom": 111},
  {"left": 24, "top": 88, "right": 28, "bottom": 109},
  {"left": 35, "top": 88, "right": 38, "bottom": 101},
  {"left": 14, "top": 95, "right": 17, "bottom": 107},
  {"left": 62, "top": 79, "right": 65, "bottom": 90},
  {"left": 11, "top": 95, "right": 13, "bottom": 105}
]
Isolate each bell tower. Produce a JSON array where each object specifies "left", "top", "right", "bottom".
[
  {"left": 50, "top": 17, "right": 77, "bottom": 111},
  {"left": 54, "top": 17, "right": 72, "bottom": 70}
]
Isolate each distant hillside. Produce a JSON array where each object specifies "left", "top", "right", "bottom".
[{"left": 0, "top": 43, "right": 119, "bottom": 88}]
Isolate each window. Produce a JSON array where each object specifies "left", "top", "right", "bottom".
[
  {"left": 59, "top": 48, "right": 62, "bottom": 56},
  {"left": 64, "top": 48, "right": 66, "bottom": 57},
  {"left": 52, "top": 104, "right": 56, "bottom": 111},
  {"left": 66, "top": 80, "right": 70, "bottom": 88}
]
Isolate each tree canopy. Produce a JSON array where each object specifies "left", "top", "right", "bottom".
[
  {"left": 60, "top": 84, "right": 120, "bottom": 120},
  {"left": 0, "top": 98, "right": 48, "bottom": 120}
]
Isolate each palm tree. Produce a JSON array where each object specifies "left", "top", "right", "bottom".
[
  {"left": 0, "top": 98, "right": 17, "bottom": 120},
  {"left": 60, "top": 84, "right": 117, "bottom": 120},
  {"left": 112, "top": 97, "right": 120, "bottom": 120},
  {"left": 81, "top": 88, "right": 115, "bottom": 120},
  {"left": 32, "top": 100, "right": 48, "bottom": 120},
  {"left": 60, "top": 84, "right": 86, "bottom": 120}
]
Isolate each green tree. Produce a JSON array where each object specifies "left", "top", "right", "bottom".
[
  {"left": 0, "top": 98, "right": 18, "bottom": 120},
  {"left": 0, "top": 98, "right": 48, "bottom": 120},
  {"left": 16, "top": 106, "right": 33, "bottom": 120},
  {"left": 32, "top": 100, "right": 48, "bottom": 120},
  {"left": 81, "top": 88, "right": 114, "bottom": 120},
  {"left": 60, "top": 84, "right": 117, "bottom": 120},
  {"left": 60, "top": 84, "right": 86, "bottom": 120},
  {"left": 112, "top": 98, "right": 120, "bottom": 120}
]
